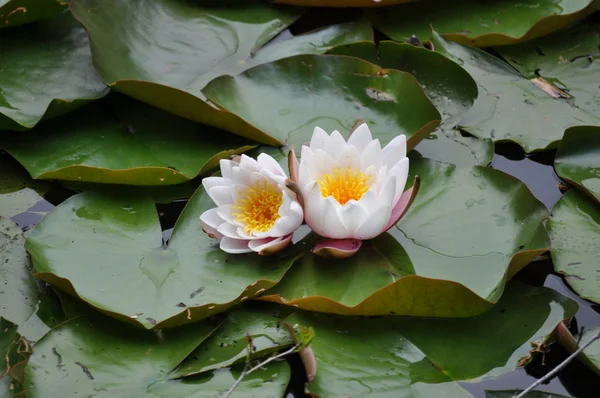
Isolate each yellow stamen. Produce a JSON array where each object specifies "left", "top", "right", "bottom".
[
  {"left": 317, "top": 167, "right": 370, "bottom": 205},
  {"left": 233, "top": 180, "right": 282, "bottom": 235}
]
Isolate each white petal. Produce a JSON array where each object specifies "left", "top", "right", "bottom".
[
  {"left": 326, "top": 130, "right": 347, "bottom": 157},
  {"left": 248, "top": 237, "right": 283, "bottom": 252},
  {"left": 356, "top": 188, "right": 377, "bottom": 212},
  {"left": 310, "top": 126, "right": 330, "bottom": 151},
  {"left": 216, "top": 205, "right": 239, "bottom": 225},
  {"left": 219, "top": 159, "right": 235, "bottom": 179},
  {"left": 312, "top": 149, "right": 338, "bottom": 177},
  {"left": 347, "top": 123, "right": 373, "bottom": 152},
  {"left": 202, "top": 176, "right": 226, "bottom": 193},
  {"left": 317, "top": 197, "right": 347, "bottom": 239},
  {"left": 339, "top": 201, "right": 368, "bottom": 236},
  {"left": 220, "top": 237, "right": 252, "bottom": 254},
  {"left": 199, "top": 208, "right": 225, "bottom": 230},
  {"left": 360, "top": 139, "right": 382, "bottom": 170},
  {"left": 217, "top": 222, "right": 243, "bottom": 239},
  {"left": 337, "top": 144, "right": 362, "bottom": 170},
  {"left": 354, "top": 204, "right": 392, "bottom": 240},
  {"left": 379, "top": 174, "right": 396, "bottom": 208},
  {"left": 257, "top": 153, "right": 286, "bottom": 177},
  {"left": 382, "top": 135, "right": 407, "bottom": 169},
  {"left": 389, "top": 158, "right": 409, "bottom": 206},
  {"left": 207, "top": 185, "right": 233, "bottom": 206}
]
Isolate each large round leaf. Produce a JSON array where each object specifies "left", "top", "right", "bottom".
[
  {"left": 2, "top": 95, "right": 254, "bottom": 186},
  {"left": 260, "top": 156, "right": 549, "bottom": 317},
  {"left": 203, "top": 54, "right": 441, "bottom": 150},
  {"left": 69, "top": 0, "right": 372, "bottom": 144},
  {"left": 369, "top": 0, "right": 600, "bottom": 47},
  {"left": 495, "top": 18, "right": 600, "bottom": 126},
  {"left": 554, "top": 126, "right": 600, "bottom": 202},
  {"left": 326, "top": 40, "right": 492, "bottom": 167},
  {"left": 0, "top": 0, "right": 65, "bottom": 29},
  {"left": 273, "top": 0, "right": 414, "bottom": 6},
  {"left": 0, "top": 218, "right": 64, "bottom": 342},
  {"left": 556, "top": 324, "right": 600, "bottom": 375},
  {"left": 25, "top": 187, "right": 298, "bottom": 329},
  {"left": 0, "top": 12, "right": 108, "bottom": 131},
  {"left": 547, "top": 189, "right": 600, "bottom": 304},
  {"left": 24, "top": 316, "right": 221, "bottom": 397},
  {"left": 287, "top": 282, "right": 576, "bottom": 397},
  {"left": 431, "top": 32, "right": 600, "bottom": 153},
  {"left": 172, "top": 303, "right": 293, "bottom": 378},
  {"left": 0, "top": 153, "right": 49, "bottom": 219}
]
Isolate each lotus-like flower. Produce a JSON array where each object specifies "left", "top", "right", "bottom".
[
  {"left": 289, "top": 123, "right": 419, "bottom": 258},
  {"left": 200, "top": 154, "right": 304, "bottom": 255}
]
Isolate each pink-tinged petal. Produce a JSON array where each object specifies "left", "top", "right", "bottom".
[
  {"left": 339, "top": 201, "right": 368, "bottom": 236},
  {"left": 384, "top": 176, "right": 420, "bottom": 232},
  {"left": 326, "top": 130, "right": 347, "bottom": 157},
  {"left": 251, "top": 234, "right": 293, "bottom": 255},
  {"left": 347, "top": 123, "right": 373, "bottom": 152},
  {"left": 360, "top": 138, "right": 382, "bottom": 170},
  {"left": 288, "top": 148, "right": 300, "bottom": 183},
  {"left": 354, "top": 204, "right": 392, "bottom": 240},
  {"left": 382, "top": 134, "right": 407, "bottom": 168},
  {"left": 310, "top": 126, "right": 330, "bottom": 151},
  {"left": 389, "top": 158, "right": 409, "bottom": 207},
  {"left": 200, "top": 208, "right": 224, "bottom": 230},
  {"left": 220, "top": 237, "right": 252, "bottom": 254},
  {"left": 207, "top": 185, "right": 233, "bottom": 206},
  {"left": 299, "top": 346, "right": 317, "bottom": 383},
  {"left": 258, "top": 153, "right": 286, "bottom": 177},
  {"left": 312, "top": 238, "right": 362, "bottom": 259},
  {"left": 202, "top": 223, "right": 222, "bottom": 240}
]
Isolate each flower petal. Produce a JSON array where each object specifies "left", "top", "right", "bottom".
[
  {"left": 384, "top": 176, "right": 420, "bottom": 232},
  {"left": 382, "top": 134, "right": 407, "bottom": 169},
  {"left": 337, "top": 144, "right": 362, "bottom": 170},
  {"left": 319, "top": 197, "right": 348, "bottom": 239},
  {"left": 217, "top": 222, "right": 243, "bottom": 239},
  {"left": 257, "top": 153, "right": 286, "bottom": 177},
  {"left": 347, "top": 123, "right": 373, "bottom": 152},
  {"left": 288, "top": 148, "right": 300, "bottom": 183},
  {"left": 206, "top": 185, "right": 233, "bottom": 206},
  {"left": 251, "top": 234, "right": 293, "bottom": 255},
  {"left": 360, "top": 138, "right": 382, "bottom": 170},
  {"left": 389, "top": 157, "right": 409, "bottom": 206},
  {"left": 200, "top": 207, "right": 224, "bottom": 230},
  {"left": 312, "top": 238, "right": 362, "bottom": 259},
  {"left": 339, "top": 201, "right": 368, "bottom": 236},
  {"left": 310, "top": 126, "right": 330, "bottom": 151},
  {"left": 219, "top": 159, "right": 236, "bottom": 179},
  {"left": 354, "top": 203, "right": 392, "bottom": 240},
  {"left": 220, "top": 237, "right": 252, "bottom": 254},
  {"left": 326, "top": 130, "right": 348, "bottom": 158}
]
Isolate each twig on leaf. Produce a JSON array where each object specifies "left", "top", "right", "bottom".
[{"left": 515, "top": 328, "right": 600, "bottom": 398}]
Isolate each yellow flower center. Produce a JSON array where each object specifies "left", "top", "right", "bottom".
[
  {"left": 317, "top": 167, "right": 370, "bottom": 205},
  {"left": 233, "top": 180, "right": 282, "bottom": 235}
]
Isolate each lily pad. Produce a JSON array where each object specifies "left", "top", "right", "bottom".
[
  {"left": 495, "top": 18, "right": 600, "bottom": 124},
  {"left": 0, "top": 318, "right": 22, "bottom": 396},
  {"left": 24, "top": 316, "right": 221, "bottom": 397},
  {"left": 0, "top": 153, "right": 49, "bottom": 219},
  {"left": 555, "top": 323, "right": 600, "bottom": 375},
  {"left": 0, "top": 12, "right": 108, "bottom": 131},
  {"left": 172, "top": 303, "right": 293, "bottom": 378},
  {"left": 554, "top": 126, "right": 600, "bottom": 202},
  {"left": 25, "top": 187, "right": 298, "bottom": 329},
  {"left": 431, "top": 31, "right": 600, "bottom": 153},
  {"left": 369, "top": 0, "right": 600, "bottom": 47},
  {"left": 272, "top": 0, "right": 413, "bottom": 6},
  {"left": 414, "top": 129, "right": 494, "bottom": 167},
  {"left": 0, "top": 217, "right": 64, "bottom": 342},
  {"left": 2, "top": 95, "right": 255, "bottom": 186},
  {"left": 203, "top": 54, "right": 441, "bottom": 150},
  {"left": 260, "top": 156, "right": 549, "bottom": 317},
  {"left": 547, "top": 189, "right": 600, "bottom": 304},
  {"left": 0, "top": 0, "right": 65, "bottom": 29},
  {"left": 69, "top": 0, "right": 372, "bottom": 144},
  {"left": 287, "top": 282, "right": 576, "bottom": 397}
]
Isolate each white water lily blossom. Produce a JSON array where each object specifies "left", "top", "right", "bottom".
[
  {"left": 200, "top": 154, "right": 304, "bottom": 255},
  {"left": 289, "top": 123, "right": 419, "bottom": 258}
]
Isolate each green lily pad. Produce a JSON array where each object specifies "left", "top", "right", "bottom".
[
  {"left": 61, "top": 180, "right": 199, "bottom": 204},
  {"left": 287, "top": 282, "right": 576, "bottom": 397},
  {"left": 260, "top": 156, "right": 549, "bottom": 317},
  {"left": 0, "top": 12, "right": 108, "bottom": 131},
  {"left": 369, "top": 0, "right": 599, "bottom": 47},
  {"left": 24, "top": 316, "right": 220, "bottom": 397},
  {"left": 547, "top": 189, "right": 600, "bottom": 304},
  {"left": 69, "top": 0, "right": 372, "bottom": 144},
  {"left": 554, "top": 126, "right": 600, "bottom": 202},
  {"left": 495, "top": 18, "right": 600, "bottom": 125},
  {"left": 2, "top": 95, "right": 255, "bottom": 186},
  {"left": 555, "top": 323, "right": 600, "bottom": 375},
  {"left": 0, "top": 217, "right": 65, "bottom": 342},
  {"left": 0, "top": 0, "right": 65, "bottom": 29},
  {"left": 204, "top": 54, "right": 441, "bottom": 150},
  {"left": 486, "top": 391, "right": 572, "bottom": 398},
  {"left": 172, "top": 303, "right": 293, "bottom": 378},
  {"left": 414, "top": 129, "right": 494, "bottom": 167},
  {"left": 25, "top": 187, "right": 298, "bottom": 329},
  {"left": 0, "top": 318, "right": 22, "bottom": 396},
  {"left": 0, "top": 153, "right": 49, "bottom": 219},
  {"left": 430, "top": 31, "right": 600, "bottom": 153},
  {"left": 150, "top": 362, "right": 291, "bottom": 398}
]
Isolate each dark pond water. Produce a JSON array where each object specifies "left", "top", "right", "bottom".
[{"left": 5, "top": 143, "right": 600, "bottom": 398}]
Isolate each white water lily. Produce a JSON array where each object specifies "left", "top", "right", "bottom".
[
  {"left": 289, "top": 123, "right": 419, "bottom": 258},
  {"left": 200, "top": 154, "right": 304, "bottom": 255}
]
